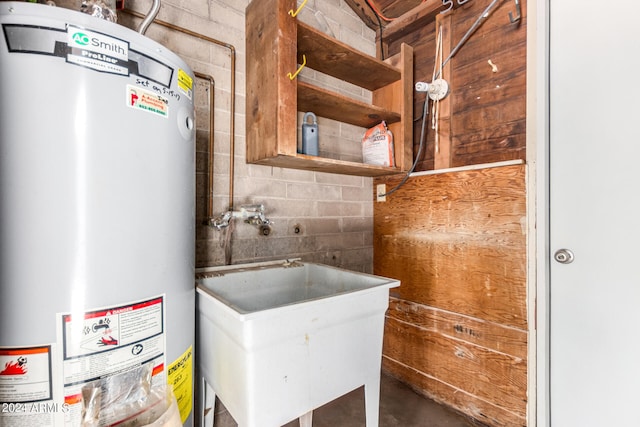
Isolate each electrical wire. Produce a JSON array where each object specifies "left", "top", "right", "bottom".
[
  {"left": 365, "top": 0, "right": 395, "bottom": 22},
  {"left": 379, "top": 95, "right": 429, "bottom": 197},
  {"left": 364, "top": 0, "right": 385, "bottom": 59}
]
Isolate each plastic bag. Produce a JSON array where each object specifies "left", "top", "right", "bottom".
[
  {"left": 80, "top": 362, "right": 180, "bottom": 427},
  {"left": 362, "top": 121, "right": 395, "bottom": 167},
  {"left": 117, "top": 386, "right": 181, "bottom": 427},
  {"left": 140, "top": 392, "right": 181, "bottom": 427}
]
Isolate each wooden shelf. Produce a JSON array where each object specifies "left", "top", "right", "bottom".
[
  {"left": 297, "top": 82, "right": 401, "bottom": 128},
  {"left": 250, "top": 153, "right": 405, "bottom": 177},
  {"left": 297, "top": 22, "right": 401, "bottom": 91},
  {"left": 245, "top": 0, "right": 413, "bottom": 177}
]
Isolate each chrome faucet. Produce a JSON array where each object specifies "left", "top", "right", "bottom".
[{"left": 208, "top": 204, "right": 272, "bottom": 234}]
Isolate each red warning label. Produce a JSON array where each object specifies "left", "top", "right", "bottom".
[{"left": 0, "top": 346, "right": 52, "bottom": 403}]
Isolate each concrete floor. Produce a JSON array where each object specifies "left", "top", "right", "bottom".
[{"left": 212, "top": 372, "right": 481, "bottom": 426}]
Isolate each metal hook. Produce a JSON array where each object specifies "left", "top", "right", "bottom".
[
  {"left": 508, "top": 0, "right": 521, "bottom": 23},
  {"left": 288, "top": 0, "right": 308, "bottom": 17},
  {"left": 287, "top": 54, "right": 306, "bottom": 80}
]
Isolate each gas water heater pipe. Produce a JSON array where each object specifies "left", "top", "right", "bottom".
[
  {"left": 124, "top": 9, "right": 237, "bottom": 211},
  {"left": 137, "top": 0, "right": 160, "bottom": 35}
]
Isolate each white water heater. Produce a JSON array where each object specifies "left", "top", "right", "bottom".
[{"left": 0, "top": 3, "right": 195, "bottom": 426}]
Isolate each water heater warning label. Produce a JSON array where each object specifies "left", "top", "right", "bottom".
[
  {"left": 177, "top": 69, "right": 193, "bottom": 100},
  {"left": 0, "top": 346, "right": 60, "bottom": 427},
  {"left": 0, "top": 346, "right": 52, "bottom": 403},
  {"left": 57, "top": 296, "right": 166, "bottom": 426},
  {"left": 167, "top": 346, "right": 193, "bottom": 424}
]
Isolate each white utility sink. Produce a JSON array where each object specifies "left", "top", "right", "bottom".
[{"left": 196, "top": 260, "right": 400, "bottom": 427}]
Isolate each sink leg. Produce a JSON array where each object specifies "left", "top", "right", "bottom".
[
  {"left": 202, "top": 378, "right": 216, "bottom": 427},
  {"left": 299, "top": 410, "right": 313, "bottom": 427},
  {"left": 364, "top": 380, "right": 380, "bottom": 427}
]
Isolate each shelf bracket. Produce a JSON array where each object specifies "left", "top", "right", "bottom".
[
  {"left": 287, "top": 54, "right": 306, "bottom": 80},
  {"left": 288, "top": 0, "right": 308, "bottom": 17}
]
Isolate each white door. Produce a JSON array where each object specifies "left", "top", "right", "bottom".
[{"left": 549, "top": 1, "right": 640, "bottom": 425}]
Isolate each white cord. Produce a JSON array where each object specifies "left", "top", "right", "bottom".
[{"left": 432, "top": 25, "right": 443, "bottom": 153}]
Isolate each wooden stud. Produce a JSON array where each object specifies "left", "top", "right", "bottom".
[{"left": 434, "top": 13, "right": 453, "bottom": 170}]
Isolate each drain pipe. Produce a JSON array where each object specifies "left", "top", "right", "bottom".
[
  {"left": 137, "top": 0, "right": 161, "bottom": 35},
  {"left": 124, "top": 8, "right": 237, "bottom": 211}
]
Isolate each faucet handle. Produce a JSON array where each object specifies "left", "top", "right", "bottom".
[{"left": 211, "top": 211, "right": 232, "bottom": 229}]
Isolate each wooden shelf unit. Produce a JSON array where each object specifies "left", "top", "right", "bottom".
[{"left": 245, "top": 0, "right": 414, "bottom": 177}]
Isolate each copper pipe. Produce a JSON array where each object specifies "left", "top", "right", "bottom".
[
  {"left": 194, "top": 72, "right": 215, "bottom": 223},
  {"left": 123, "top": 9, "right": 237, "bottom": 210}
]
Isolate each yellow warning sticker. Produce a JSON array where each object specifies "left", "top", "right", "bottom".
[
  {"left": 167, "top": 345, "right": 193, "bottom": 424},
  {"left": 177, "top": 68, "right": 193, "bottom": 100}
]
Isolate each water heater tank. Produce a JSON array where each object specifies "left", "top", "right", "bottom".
[{"left": 0, "top": 3, "right": 195, "bottom": 426}]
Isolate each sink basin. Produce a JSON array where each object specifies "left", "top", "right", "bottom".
[{"left": 196, "top": 260, "right": 400, "bottom": 427}]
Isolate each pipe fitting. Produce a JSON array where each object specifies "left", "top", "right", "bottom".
[
  {"left": 260, "top": 224, "right": 271, "bottom": 236},
  {"left": 138, "top": 0, "right": 161, "bottom": 35}
]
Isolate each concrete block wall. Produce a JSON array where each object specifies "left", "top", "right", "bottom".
[{"left": 75, "top": 0, "right": 378, "bottom": 273}]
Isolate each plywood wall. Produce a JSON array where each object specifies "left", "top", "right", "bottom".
[{"left": 374, "top": 164, "right": 527, "bottom": 427}]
